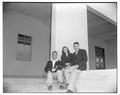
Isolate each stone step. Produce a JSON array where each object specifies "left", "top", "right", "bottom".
[{"left": 3, "top": 69, "right": 116, "bottom": 92}]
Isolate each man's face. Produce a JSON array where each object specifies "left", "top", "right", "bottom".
[
  {"left": 52, "top": 52, "right": 58, "bottom": 60},
  {"left": 73, "top": 44, "right": 79, "bottom": 52}
]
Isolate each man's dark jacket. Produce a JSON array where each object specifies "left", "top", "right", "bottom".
[
  {"left": 72, "top": 49, "right": 87, "bottom": 71},
  {"left": 44, "top": 60, "right": 62, "bottom": 73}
]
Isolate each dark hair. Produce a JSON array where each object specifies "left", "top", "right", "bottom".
[
  {"left": 62, "top": 46, "right": 70, "bottom": 55},
  {"left": 52, "top": 51, "right": 57, "bottom": 55},
  {"left": 73, "top": 42, "right": 79, "bottom": 45}
]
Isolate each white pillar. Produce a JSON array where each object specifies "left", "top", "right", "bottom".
[{"left": 51, "top": 3, "right": 89, "bottom": 70}]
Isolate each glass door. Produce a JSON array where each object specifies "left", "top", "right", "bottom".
[{"left": 95, "top": 47, "right": 105, "bottom": 69}]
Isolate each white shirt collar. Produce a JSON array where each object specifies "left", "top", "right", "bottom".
[
  {"left": 51, "top": 58, "right": 58, "bottom": 62},
  {"left": 75, "top": 49, "right": 79, "bottom": 55},
  {"left": 51, "top": 59, "right": 58, "bottom": 68}
]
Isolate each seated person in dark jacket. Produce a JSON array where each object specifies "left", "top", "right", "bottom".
[
  {"left": 66, "top": 42, "right": 87, "bottom": 93},
  {"left": 61, "top": 46, "right": 73, "bottom": 68},
  {"left": 44, "top": 51, "right": 64, "bottom": 90},
  {"left": 61, "top": 46, "right": 73, "bottom": 85}
]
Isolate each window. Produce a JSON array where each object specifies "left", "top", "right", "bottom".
[{"left": 16, "top": 34, "right": 32, "bottom": 61}]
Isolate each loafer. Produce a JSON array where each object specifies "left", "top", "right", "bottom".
[
  {"left": 66, "top": 89, "right": 73, "bottom": 93},
  {"left": 48, "top": 85, "right": 52, "bottom": 90},
  {"left": 59, "top": 85, "right": 64, "bottom": 89},
  {"left": 64, "top": 83, "right": 69, "bottom": 89}
]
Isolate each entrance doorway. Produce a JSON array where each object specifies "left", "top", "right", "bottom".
[{"left": 95, "top": 47, "right": 105, "bottom": 69}]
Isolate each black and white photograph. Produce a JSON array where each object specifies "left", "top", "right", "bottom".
[{"left": 2, "top": 1, "right": 118, "bottom": 93}]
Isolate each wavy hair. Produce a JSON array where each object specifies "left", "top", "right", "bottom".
[{"left": 62, "top": 46, "right": 70, "bottom": 56}]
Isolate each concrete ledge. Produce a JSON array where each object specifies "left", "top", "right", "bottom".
[{"left": 3, "top": 69, "right": 117, "bottom": 93}]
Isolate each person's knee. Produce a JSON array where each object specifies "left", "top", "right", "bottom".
[
  {"left": 65, "top": 68, "right": 70, "bottom": 73},
  {"left": 57, "top": 70, "right": 63, "bottom": 75},
  {"left": 57, "top": 70, "right": 62, "bottom": 73},
  {"left": 71, "top": 70, "right": 77, "bottom": 76},
  {"left": 47, "top": 71, "right": 52, "bottom": 75},
  {"left": 71, "top": 70, "right": 81, "bottom": 77}
]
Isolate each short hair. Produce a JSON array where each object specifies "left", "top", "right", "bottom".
[
  {"left": 73, "top": 42, "right": 79, "bottom": 45},
  {"left": 52, "top": 51, "right": 58, "bottom": 55}
]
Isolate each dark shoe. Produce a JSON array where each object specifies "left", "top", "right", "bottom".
[
  {"left": 59, "top": 85, "right": 64, "bottom": 89},
  {"left": 66, "top": 89, "right": 73, "bottom": 93},
  {"left": 66, "top": 83, "right": 69, "bottom": 86},
  {"left": 57, "top": 81, "right": 63, "bottom": 85},
  {"left": 48, "top": 85, "right": 52, "bottom": 90},
  {"left": 57, "top": 81, "right": 63, "bottom": 86},
  {"left": 57, "top": 81, "right": 60, "bottom": 85},
  {"left": 64, "top": 83, "right": 69, "bottom": 89}
]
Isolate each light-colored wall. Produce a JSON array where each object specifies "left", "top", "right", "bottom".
[
  {"left": 3, "top": 11, "right": 50, "bottom": 77},
  {"left": 88, "top": 36, "right": 117, "bottom": 70}
]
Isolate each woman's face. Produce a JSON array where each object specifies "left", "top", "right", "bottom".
[{"left": 63, "top": 48, "right": 68, "bottom": 54}]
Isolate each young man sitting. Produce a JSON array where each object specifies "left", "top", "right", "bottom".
[
  {"left": 65, "top": 42, "right": 87, "bottom": 93},
  {"left": 44, "top": 51, "right": 64, "bottom": 90}
]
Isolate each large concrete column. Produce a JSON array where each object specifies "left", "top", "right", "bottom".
[{"left": 51, "top": 3, "right": 89, "bottom": 69}]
